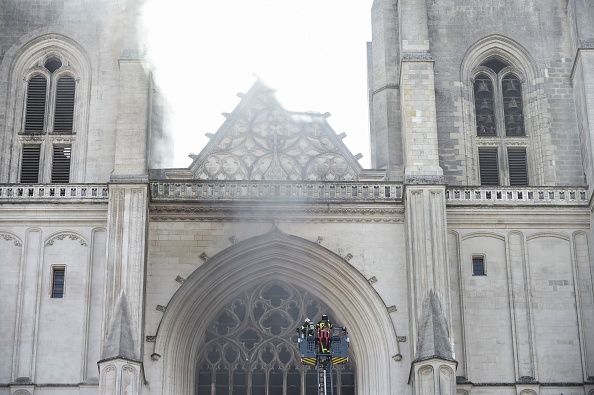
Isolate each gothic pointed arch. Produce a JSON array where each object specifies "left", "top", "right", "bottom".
[
  {"left": 188, "top": 80, "right": 363, "bottom": 181},
  {"left": 0, "top": 33, "right": 91, "bottom": 183},
  {"left": 460, "top": 35, "right": 553, "bottom": 186},
  {"left": 153, "top": 226, "right": 400, "bottom": 394}
]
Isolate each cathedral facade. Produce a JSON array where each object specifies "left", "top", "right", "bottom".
[{"left": 1, "top": 1, "right": 593, "bottom": 395}]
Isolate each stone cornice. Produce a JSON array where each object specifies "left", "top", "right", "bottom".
[{"left": 149, "top": 203, "right": 404, "bottom": 223}]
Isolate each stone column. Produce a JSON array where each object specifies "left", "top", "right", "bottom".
[
  {"left": 507, "top": 232, "right": 537, "bottom": 381},
  {"left": 399, "top": 1, "right": 456, "bottom": 394},
  {"left": 568, "top": 1, "right": 594, "bottom": 383},
  {"left": 12, "top": 230, "right": 41, "bottom": 385},
  {"left": 370, "top": 0, "right": 402, "bottom": 177},
  {"left": 103, "top": 185, "right": 148, "bottom": 357},
  {"left": 99, "top": 2, "right": 150, "bottom": 392},
  {"left": 399, "top": 0, "right": 441, "bottom": 179}
]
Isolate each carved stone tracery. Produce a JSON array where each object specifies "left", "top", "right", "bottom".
[
  {"left": 193, "top": 97, "right": 360, "bottom": 181},
  {"left": 45, "top": 232, "right": 87, "bottom": 246},
  {"left": 0, "top": 233, "right": 22, "bottom": 246},
  {"left": 195, "top": 280, "right": 355, "bottom": 395}
]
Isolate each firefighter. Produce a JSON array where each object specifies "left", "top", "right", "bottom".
[
  {"left": 316, "top": 314, "right": 333, "bottom": 353},
  {"left": 299, "top": 318, "right": 312, "bottom": 338}
]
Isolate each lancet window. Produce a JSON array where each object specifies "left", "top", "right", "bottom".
[
  {"left": 19, "top": 55, "right": 77, "bottom": 183},
  {"left": 474, "top": 59, "right": 528, "bottom": 186}
]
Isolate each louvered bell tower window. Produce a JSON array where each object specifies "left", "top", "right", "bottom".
[
  {"left": 474, "top": 58, "right": 529, "bottom": 186},
  {"left": 24, "top": 76, "right": 47, "bottom": 134},
  {"left": 508, "top": 147, "right": 528, "bottom": 186},
  {"left": 20, "top": 145, "right": 41, "bottom": 183},
  {"left": 478, "top": 148, "right": 499, "bottom": 186},
  {"left": 53, "top": 76, "right": 75, "bottom": 134},
  {"left": 474, "top": 74, "right": 496, "bottom": 136},
  {"left": 51, "top": 145, "right": 71, "bottom": 183}
]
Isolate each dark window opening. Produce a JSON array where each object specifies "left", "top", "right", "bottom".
[
  {"left": 508, "top": 148, "right": 528, "bottom": 186},
  {"left": 52, "top": 267, "right": 65, "bottom": 298},
  {"left": 20, "top": 145, "right": 41, "bottom": 183},
  {"left": 24, "top": 76, "right": 47, "bottom": 134},
  {"left": 51, "top": 145, "right": 71, "bottom": 183},
  {"left": 53, "top": 76, "right": 75, "bottom": 134},
  {"left": 478, "top": 149, "right": 499, "bottom": 186},
  {"left": 503, "top": 75, "right": 524, "bottom": 136},
  {"left": 44, "top": 58, "right": 62, "bottom": 73},
  {"left": 472, "top": 257, "right": 486, "bottom": 276},
  {"left": 482, "top": 58, "right": 509, "bottom": 74},
  {"left": 474, "top": 74, "right": 496, "bottom": 136}
]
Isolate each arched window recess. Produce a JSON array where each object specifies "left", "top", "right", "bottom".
[
  {"left": 472, "top": 58, "right": 529, "bottom": 186},
  {"left": 2, "top": 34, "right": 90, "bottom": 184},
  {"left": 22, "top": 55, "right": 78, "bottom": 136}
]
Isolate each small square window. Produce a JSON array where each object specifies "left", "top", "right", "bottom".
[
  {"left": 472, "top": 256, "right": 486, "bottom": 276},
  {"left": 51, "top": 267, "right": 65, "bottom": 298}
]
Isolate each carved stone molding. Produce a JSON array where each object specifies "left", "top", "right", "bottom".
[
  {"left": 149, "top": 204, "right": 404, "bottom": 225},
  {"left": 405, "top": 175, "right": 446, "bottom": 185},
  {"left": 150, "top": 215, "right": 404, "bottom": 224},
  {"left": 580, "top": 40, "right": 594, "bottom": 49},
  {"left": 387, "top": 306, "right": 398, "bottom": 313},
  {"left": 45, "top": 233, "right": 87, "bottom": 247},
  {"left": 0, "top": 233, "right": 22, "bottom": 246},
  {"left": 151, "top": 205, "right": 403, "bottom": 215},
  {"left": 368, "top": 276, "right": 378, "bottom": 284},
  {"left": 156, "top": 305, "right": 167, "bottom": 312},
  {"left": 402, "top": 52, "right": 434, "bottom": 62}
]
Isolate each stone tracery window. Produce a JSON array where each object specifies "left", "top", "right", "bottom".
[
  {"left": 19, "top": 56, "right": 76, "bottom": 183},
  {"left": 2, "top": 35, "right": 90, "bottom": 184},
  {"left": 474, "top": 58, "right": 528, "bottom": 186},
  {"left": 195, "top": 280, "right": 356, "bottom": 395}
]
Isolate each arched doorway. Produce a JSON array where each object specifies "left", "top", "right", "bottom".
[
  {"left": 153, "top": 227, "right": 400, "bottom": 394},
  {"left": 195, "top": 280, "right": 356, "bottom": 395}
]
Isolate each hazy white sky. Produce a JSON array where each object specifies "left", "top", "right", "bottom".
[{"left": 140, "top": 0, "right": 374, "bottom": 168}]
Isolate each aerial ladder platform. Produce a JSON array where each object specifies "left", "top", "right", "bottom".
[{"left": 296, "top": 315, "right": 349, "bottom": 395}]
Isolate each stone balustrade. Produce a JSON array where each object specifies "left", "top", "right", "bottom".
[
  {"left": 446, "top": 186, "right": 589, "bottom": 205},
  {"left": 0, "top": 184, "right": 109, "bottom": 202},
  {"left": 150, "top": 181, "right": 403, "bottom": 202}
]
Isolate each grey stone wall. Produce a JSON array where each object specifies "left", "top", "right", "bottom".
[
  {"left": 0, "top": 0, "right": 131, "bottom": 183},
  {"left": 427, "top": 0, "right": 585, "bottom": 186}
]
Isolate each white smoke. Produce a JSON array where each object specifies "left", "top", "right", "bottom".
[{"left": 139, "top": 0, "right": 373, "bottom": 168}]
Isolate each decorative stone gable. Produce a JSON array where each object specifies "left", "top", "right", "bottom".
[{"left": 189, "top": 81, "right": 362, "bottom": 181}]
